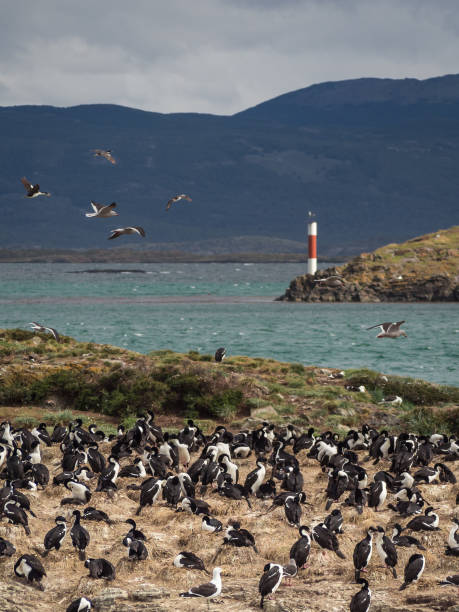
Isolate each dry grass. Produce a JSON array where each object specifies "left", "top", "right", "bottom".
[{"left": 0, "top": 435, "right": 457, "bottom": 611}]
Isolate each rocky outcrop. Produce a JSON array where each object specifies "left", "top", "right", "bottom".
[
  {"left": 278, "top": 227, "right": 459, "bottom": 302},
  {"left": 278, "top": 268, "right": 459, "bottom": 302}
]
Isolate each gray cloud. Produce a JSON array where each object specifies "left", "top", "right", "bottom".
[{"left": 1, "top": 0, "right": 459, "bottom": 114}]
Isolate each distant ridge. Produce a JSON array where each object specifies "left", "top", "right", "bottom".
[{"left": 1, "top": 74, "right": 458, "bottom": 253}]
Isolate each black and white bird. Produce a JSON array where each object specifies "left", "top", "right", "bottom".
[
  {"left": 20, "top": 177, "right": 51, "bottom": 198},
  {"left": 202, "top": 514, "right": 223, "bottom": 533},
  {"left": 85, "top": 201, "right": 118, "bottom": 218},
  {"left": 406, "top": 507, "right": 440, "bottom": 531},
  {"left": 311, "top": 523, "right": 345, "bottom": 559},
  {"left": 214, "top": 347, "right": 226, "bottom": 362},
  {"left": 166, "top": 194, "right": 192, "bottom": 211},
  {"left": 399, "top": 553, "right": 425, "bottom": 590},
  {"left": 447, "top": 517, "right": 459, "bottom": 552},
  {"left": 391, "top": 524, "right": 426, "bottom": 550},
  {"left": 66, "top": 598, "right": 92, "bottom": 612},
  {"left": 29, "top": 322, "right": 60, "bottom": 342},
  {"left": 374, "top": 526, "right": 397, "bottom": 578},
  {"left": 84, "top": 557, "right": 116, "bottom": 580},
  {"left": 82, "top": 507, "right": 112, "bottom": 524},
  {"left": 244, "top": 459, "right": 266, "bottom": 497},
  {"left": 179, "top": 566, "right": 222, "bottom": 598},
  {"left": 353, "top": 527, "right": 375, "bottom": 582},
  {"left": 438, "top": 574, "right": 459, "bottom": 593},
  {"left": 61, "top": 479, "right": 91, "bottom": 505},
  {"left": 324, "top": 509, "right": 343, "bottom": 534},
  {"left": 14, "top": 554, "right": 46, "bottom": 590},
  {"left": 367, "top": 320, "right": 407, "bottom": 338},
  {"left": 93, "top": 149, "right": 116, "bottom": 164},
  {"left": 350, "top": 578, "right": 371, "bottom": 612},
  {"left": 136, "top": 478, "right": 164, "bottom": 515},
  {"left": 174, "top": 551, "right": 209, "bottom": 573},
  {"left": 118, "top": 458, "right": 146, "bottom": 479},
  {"left": 108, "top": 226, "right": 145, "bottom": 240},
  {"left": 223, "top": 521, "right": 258, "bottom": 552},
  {"left": 259, "top": 563, "right": 283, "bottom": 609},
  {"left": 284, "top": 493, "right": 302, "bottom": 527},
  {"left": 123, "top": 536, "right": 148, "bottom": 560},
  {"left": 42, "top": 516, "right": 67, "bottom": 556},
  {"left": 70, "top": 510, "right": 90, "bottom": 560},
  {"left": 289, "top": 525, "right": 311, "bottom": 569},
  {"left": 368, "top": 479, "right": 387, "bottom": 512},
  {"left": 3, "top": 499, "right": 30, "bottom": 535},
  {"left": 125, "top": 518, "right": 146, "bottom": 541}
]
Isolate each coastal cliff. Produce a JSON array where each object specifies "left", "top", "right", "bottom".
[{"left": 278, "top": 226, "right": 459, "bottom": 302}]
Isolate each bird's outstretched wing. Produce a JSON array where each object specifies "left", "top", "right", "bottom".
[
  {"left": 21, "top": 177, "right": 32, "bottom": 192},
  {"left": 45, "top": 327, "right": 60, "bottom": 342},
  {"left": 132, "top": 226, "right": 146, "bottom": 237},
  {"left": 366, "top": 322, "right": 392, "bottom": 331},
  {"left": 108, "top": 229, "right": 123, "bottom": 240},
  {"left": 90, "top": 201, "right": 103, "bottom": 212}
]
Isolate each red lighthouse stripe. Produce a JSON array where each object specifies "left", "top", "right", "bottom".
[{"left": 308, "top": 234, "right": 317, "bottom": 259}]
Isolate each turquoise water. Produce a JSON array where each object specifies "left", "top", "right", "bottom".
[{"left": 1, "top": 263, "right": 458, "bottom": 386}]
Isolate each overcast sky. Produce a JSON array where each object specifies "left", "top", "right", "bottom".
[{"left": 1, "top": 0, "right": 459, "bottom": 115}]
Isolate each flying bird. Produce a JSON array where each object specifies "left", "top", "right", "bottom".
[
  {"left": 166, "top": 194, "right": 192, "bottom": 211},
  {"left": 29, "top": 322, "right": 60, "bottom": 343},
  {"left": 366, "top": 321, "right": 407, "bottom": 338},
  {"left": 92, "top": 149, "right": 116, "bottom": 164},
  {"left": 85, "top": 201, "right": 118, "bottom": 218},
  {"left": 20, "top": 177, "right": 51, "bottom": 198},
  {"left": 108, "top": 227, "right": 145, "bottom": 240}
]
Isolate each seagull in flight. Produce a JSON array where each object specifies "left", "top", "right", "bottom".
[
  {"left": 108, "top": 226, "right": 145, "bottom": 240},
  {"left": 367, "top": 321, "right": 407, "bottom": 338},
  {"left": 166, "top": 194, "right": 192, "bottom": 211},
  {"left": 20, "top": 177, "right": 51, "bottom": 198},
  {"left": 92, "top": 149, "right": 116, "bottom": 164},
  {"left": 85, "top": 201, "right": 118, "bottom": 218},
  {"left": 30, "top": 322, "right": 60, "bottom": 342}
]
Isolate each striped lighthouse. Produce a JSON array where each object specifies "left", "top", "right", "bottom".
[{"left": 307, "top": 214, "right": 317, "bottom": 275}]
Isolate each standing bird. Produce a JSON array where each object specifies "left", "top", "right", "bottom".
[
  {"left": 108, "top": 226, "right": 145, "bottom": 240},
  {"left": 166, "top": 194, "right": 192, "bottom": 211},
  {"left": 447, "top": 517, "right": 459, "bottom": 552},
  {"left": 70, "top": 510, "right": 90, "bottom": 560},
  {"left": 289, "top": 525, "right": 311, "bottom": 569},
  {"left": 400, "top": 553, "right": 425, "bottom": 590},
  {"left": 374, "top": 526, "right": 397, "bottom": 578},
  {"left": 66, "top": 598, "right": 92, "bottom": 612},
  {"left": 284, "top": 493, "right": 302, "bottom": 527},
  {"left": 350, "top": 578, "right": 371, "bottom": 612},
  {"left": 42, "top": 516, "right": 67, "bottom": 556},
  {"left": 14, "top": 554, "right": 46, "bottom": 590},
  {"left": 179, "top": 566, "right": 222, "bottom": 598},
  {"left": 366, "top": 321, "right": 407, "bottom": 338},
  {"left": 214, "top": 347, "right": 226, "bottom": 362},
  {"left": 85, "top": 201, "right": 118, "bottom": 218},
  {"left": 353, "top": 527, "right": 375, "bottom": 582},
  {"left": 93, "top": 149, "right": 116, "bottom": 164},
  {"left": 259, "top": 563, "right": 283, "bottom": 609},
  {"left": 29, "top": 322, "right": 60, "bottom": 342},
  {"left": 125, "top": 518, "right": 146, "bottom": 541},
  {"left": 20, "top": 177, "right": 51, "bottom": 198},
  {"left": 368, "top": 479, "right": 387, "bottom": 512}
]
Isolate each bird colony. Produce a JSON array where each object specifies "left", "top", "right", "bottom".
[{"left": 0, "top": 408, "right": 457, "bottom": 611}]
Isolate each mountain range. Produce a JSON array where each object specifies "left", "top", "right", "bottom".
[{"left": 1, "top": 74, "right": 459, "bottom": 256}]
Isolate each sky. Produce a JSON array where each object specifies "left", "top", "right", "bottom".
[{"left": 1, "top": 0, "right": 459, "bottom": 115}]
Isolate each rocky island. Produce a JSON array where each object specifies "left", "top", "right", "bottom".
[{"left": 278, "top": 226, "right": 459, "bottom": 302}]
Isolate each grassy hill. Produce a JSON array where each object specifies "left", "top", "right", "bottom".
[{"left": 0, "top": 330, "right": 458, "bottom": 611}]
